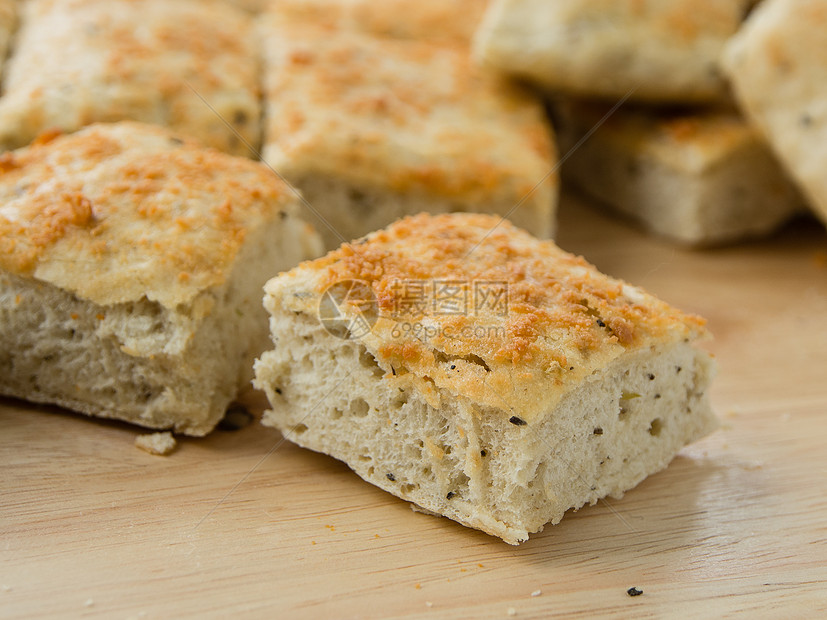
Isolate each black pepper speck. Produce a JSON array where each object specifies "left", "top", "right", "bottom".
[
  {"left": 627, "top": 587, "right": 643, "bottom": 597},
  {"left": 386, "top": 473, "right": 396, "bottom": 482},
  {"left": 509, "top": 416, "right": 527, "bottom": 426}
]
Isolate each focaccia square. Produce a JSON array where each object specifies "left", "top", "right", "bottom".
[
  {"left": 0, "top": 0, "right": 260, "bottom": 156},
  {"left": 723, "top": 0, "right": 827, "bottom": 226},
  {"left": 555, "top": 101, "right": 804, "bottom": 245},
  {"left": 254, "top": 213, "right": 717, "bottom": 544},
  {"left": 0, "top": 122, "right": 322, "bottom": 435},
  {"left": 259, "top": 14, "right": 558, "bottom": 249},
  {"left": 474, "top": 0, "right": 753, "bottom": 103}
]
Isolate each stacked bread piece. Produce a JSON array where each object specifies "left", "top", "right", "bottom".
[
  {"left": 475, "top": 0, "right": 815, "bottom": 244},
  {"left": 0, "top": 0, "right": 261, "bottom": 156},
  {"left": 257, "top": 0, "right": 558, "bottom": 248},
  {"left": 0, "top": 122, "right": 322, "bottom": 435},
  {"left": 254, "top": 213, "right": 718, "bottom": 543}
]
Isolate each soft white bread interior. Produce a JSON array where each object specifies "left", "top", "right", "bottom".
[
  {"left": 555, "top": 101, "right": 805, "bottom": 245},
  {"left": 258, "top": 11, "right": 558, "bottom": 249},
  {"left": 254, "top": 213, "right": 717, "bottom": 544},
  {"left": 0, "top": 122, "right": 322, "bottom": 435}
]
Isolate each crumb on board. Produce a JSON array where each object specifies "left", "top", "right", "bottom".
[
  {"left": 531, "top": 590, "right": 542, "bottom": 597},
  {"left": 507, "top": 607, "right": 517, "bottom": 616},
  {"left": 84, "top": 599, "right": 94, "bottom": 607},
  {"left": 425, "top": 601, "right": 433, "bottom": 608},
  {"left": 134, "top": 432, "right": 176, "bottom": 456},
  {"left": 627, "top": 587, "right": 643, "bottom": 597}
]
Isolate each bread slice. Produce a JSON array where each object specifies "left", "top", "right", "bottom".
[
  {"left": 0, "top": 0, "right": 16, "bottom": 79},
  {"left": 555, "top": 101, "right": 805, "bottom": 245},
  {"left": 474, "top": 0, "right": 753, "bottom": 103},
  {"left": 266, "top": 0, "right": 489, "bottom": 46},
  {"left": 0, "top": 122, "right": 322, "bottom": 436},
  {"left": 258, "top": 13, "right": 558, "bottom": 249},
  {"left": 0, "top": 0, "right": 259, "bottom": 156},
  {"left": 254, "top": 213, "right": 717, "bottom": 544},
  {"left": 723, "top": 0, "right": 827, "bottom": 226}
]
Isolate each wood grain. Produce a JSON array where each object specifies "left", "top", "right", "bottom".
[{"left": 2, "top": 193, "right": 826, "bottom": 619}]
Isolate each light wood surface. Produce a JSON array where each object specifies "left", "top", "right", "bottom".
[{"left": 3, "top": 194, "right": 826, "bottom": 619}]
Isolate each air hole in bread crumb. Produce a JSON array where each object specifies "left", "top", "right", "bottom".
[
  {"left": 350, "top": 398, "right": 369, "bottom": 418},
  {"left": 292, "top": 423, "right": 308, "bottom": 435},
  {"left": 433, "top": 350, "right": 491, "bottom": 372},
  {"left": 331, "top": 407, "right": 343, "bottom": 420},
  {"left": 392, "top": 393, "right": 408, "bottom": 408},
  {"left": 401, "top": 483, "right": 416, "bottom": 494},
  {"left": 648, "top": 418, "right": 663, "bottom": 437}
]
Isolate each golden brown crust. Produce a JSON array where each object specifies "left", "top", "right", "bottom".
[
  {"left": 258, "top": 15, "right": 556, "bottom": 218},
  {"left": 0, "top": 122, "right": 301, "bottom": 309},
  {"left": 271, "top": 214, "right": 708, "bottom": 422},
  {"left": 0, "top": 0, "right": 259, "bottom": 155}
]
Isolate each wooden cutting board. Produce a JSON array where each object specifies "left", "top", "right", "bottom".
[{"left": 2, "top": 193, "right": 826, "bottom": 619}]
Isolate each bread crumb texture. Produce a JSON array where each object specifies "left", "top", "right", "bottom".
[
  {"left": 134, "top": 431, "right": 177, "bottom": 456},
  {"left": 0, "top": 122, "right": 298, "bottom": 309}
]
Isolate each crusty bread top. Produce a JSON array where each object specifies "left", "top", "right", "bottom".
[
  {"left": 0, "top": 0, "right": 259, "bottom": 154},
  {"left": 0, "top": 122, "right": 305, "bottom": 310},
  {"left": 559, "top": 102, "right": 762, "bottom": 174},
  {"left": 259, "top": 16, "right": 556, "bottom": 208},
  {"left": 268, "top": 213, "right": 707, "bottom": 423},
  {"left": 267, "top": 0, "right": 489, "bottom": 45}
]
